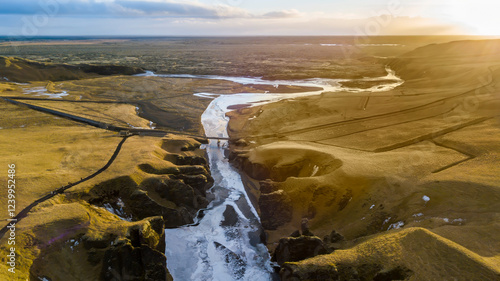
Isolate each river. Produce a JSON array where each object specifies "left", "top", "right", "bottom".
[{"left": 138, "top": 68, "right": 403, "bottom": 281}]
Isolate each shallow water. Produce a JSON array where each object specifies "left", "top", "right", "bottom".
[
  {"left": 160, "top": 69, "right": 403, "bottom": 280},
  {"left": 22, "top": 86, "right": 68, "bottom": 98},
  {"left": 164, "top": 93, "right": 278, "bottom": 281},
  {"left": 138, "top": 66, "right": 403, "bottom": 94}
]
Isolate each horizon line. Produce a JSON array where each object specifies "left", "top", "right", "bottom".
[{"left": 1, "top": 34, "right": 499, "bottom": 39}]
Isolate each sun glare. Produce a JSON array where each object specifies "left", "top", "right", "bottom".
[{"left": 444, "top": 0, "right": 500, "bottom": 35}]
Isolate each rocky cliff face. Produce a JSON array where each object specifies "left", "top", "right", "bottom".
[
  {"left": 27, "top": 136, "right": 213, "bottom": 281},
  {"left": 28, "top": 211, "right": 174, "bottom": 281},
  {"left": 96, "top": 217, "right": 170, "bottom": 281},
  {"left": 85, "top": 137, "right": 213, "bottom": 229},
  {"left": 87, "top": 137, "right": 213, "bottom": 279},
  {"left": 230, "top": 147, "right": 417, "bottom": 280},
  {"left": 99, "top": 218, "right": 170, "bottom": 281}
]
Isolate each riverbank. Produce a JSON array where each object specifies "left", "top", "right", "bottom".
[
  {"left": 0, "top": 59, "right": 256, "bottom": 280},
  {"left": 0, "top": 120, "right": 214, "bottom": 280},
  {"left": 0, "top": 37, "right": 498, "bottom": 280},
  {"left": 226, "top": 39, "right": 500, "bottom": 280}
]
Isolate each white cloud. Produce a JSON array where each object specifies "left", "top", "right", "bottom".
[
  {"left": 1, "top": 0, "right": 301, "bottom": 19},
  {"left": 0, "top": 1, "right": 476, "bottom": 36},
  {"left": 262, "top": 9, "right": 301, "bottom": 19},
  {"left": 1, "top": 0, "right": 250, "bottom": 18}
]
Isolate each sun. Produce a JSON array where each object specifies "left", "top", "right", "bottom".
[{"left": 443, "top": 0, "right": 500, "bottom": 35}]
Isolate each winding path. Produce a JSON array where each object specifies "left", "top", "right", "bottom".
[
  {"left": 0, "top": 136, "right": 130, "bottom": 240},
  {"left": 0, "top": 92, "right": 231, "bottom": 240}
]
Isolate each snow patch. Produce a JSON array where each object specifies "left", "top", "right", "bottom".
[
  {"left": 311, "top": 165, "right": 320, "bottom": 177},
  {"left": 194, "top": 92, "right": 219, "bottom": 99},
  {"left": 136, "top": 66, "right": 404, "bottom": 94},
  {"left": 23, "top": 86, "right": 69, "bottom": 98},
  {"left": 103, "top": 198, "right": 132, "bottom": 221},
  {"left": 387, "top": 221, "right": 404, "bottom": 230}
]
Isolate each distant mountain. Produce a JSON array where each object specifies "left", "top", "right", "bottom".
[
  {"left": 389, "top": 39, "right": 500, "bottom": 80},
  {"left": 402, "top": 39, "right": 500, "bottom": 58}
]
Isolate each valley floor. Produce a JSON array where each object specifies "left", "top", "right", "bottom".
[{"left": 227, "top": 40, "right": 500, "bottom": 280}]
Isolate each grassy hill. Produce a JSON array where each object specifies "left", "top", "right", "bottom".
[{"left": 0, "top": 56, "right": 144, "bottom": 83}]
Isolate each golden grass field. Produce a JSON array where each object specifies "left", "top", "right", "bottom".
[
  {"left": 0, "top": 57, "right": 262, "bottom": 279},
  {"left": 227, "top": 40, "right": 500, "bottom": 280},
  {"left": 0, "top": 92, "right": 163, "bottom": 279},
  {"left": 0, "top": 38, "right": 498, "bottom": 280}
]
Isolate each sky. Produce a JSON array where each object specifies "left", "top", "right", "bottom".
[{"left": 1, "top": 0, "right": 499, "bottom": 36}]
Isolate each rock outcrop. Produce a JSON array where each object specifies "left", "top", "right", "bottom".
[
  {"left": 98, "top": 216, "right": 171, "bottom": 281},
  {"left": 68, "top": 136, "right": 213, "bottom": 280},
  {"left": 259, "top": 190, "right": 293, "bottom": 230},
  {"left": 85, "top": 137, "right": 214, "bottom": 228},
  {"left": 324, "top": 229, "right": 345, "bottom": 244},
  {"left": 29, "top": 215, "right": 173, "bottom": 281},
  {"left": 272, "top": 235, "right": 329, "bottom": 266},
  {"left": 101, "top": 242, "right": 169, "bottom": 281}
]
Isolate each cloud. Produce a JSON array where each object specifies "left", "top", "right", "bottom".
[
  {"left": 262, "top": 9, "right": 301, "bottom": 19},
  {"left": 1, "top": 0, "right": 112, "bottom": 16},
  {"left": 113, "top": 0, "right": 251, "bottom": 18},
  {"left": 0, "top": 1, "right": 473, "bottom": 36},
  {"left": 0, "top": 0, "right": 304, "bottom": 20},
  {"left": 0, "top": 0, "right": 252, "bottom": 19}
]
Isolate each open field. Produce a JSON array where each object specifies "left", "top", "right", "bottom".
[
  {"left": 0, "top": 87, "right": 214, "bottom": 280},
  {"left": 2, "top": 36, "right": 494, "bottom": 80},
  {"left": 227, "top": 39, "right": 500, "bottom": 280},
  {"left": 0, "top": 42, "right": 334, "bottom": 278},
  {"left": 0, "top": 36, "right": 498, "bottom": 280},
  {"left": 0, "top": 54, "right": 258, "bottom": 279}
]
